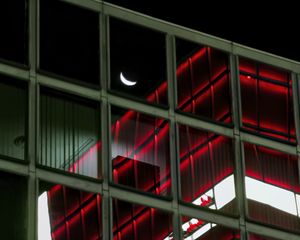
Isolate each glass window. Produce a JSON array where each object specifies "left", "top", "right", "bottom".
[
  {"left": 113, "top": 198, "right": 173, "bottom": 239},
  {"left": 109, "top": 18, "right": 167, "bottom": 106},
  {"left": 0, "top": 171, "right": 27, "bottom": 240},
  {"left": 39, "top": 88, "right": 101, "bottom": 178},
  {"left": 0, "top": 76, "right": 26, "bottom": 160},
  {"left": 111, "top": 106, "right": 171, "bottom": 196},
  {"left": 38, "top": 181, "right": 102, "bottom": 239},
  {"left": 179, "top": 124, "right": 237, "bottom": 215},
  {"left": 248, "top": 233, "right": 280, "bottom": 240},
  {"left": 244, "top": 143, "right": 300, "bottom": 232},
  {"left": 176, "top": 38, "right": 232, "bottom": 123},
  {"left": 0, "top": 1, "right": 28, "bottom": 65},
  {"left": 182, "top": 216, "right": 240, "bottom": 240},
  {"left": 239, "top": 58, "right": 295, "bottom": 143},
  {"left": 40, "top": 0, "right": 100, "bottom": 86}
]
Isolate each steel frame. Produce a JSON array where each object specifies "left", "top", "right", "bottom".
[{"left": 0, "top": 0, "right": 299, "bottom": 239}]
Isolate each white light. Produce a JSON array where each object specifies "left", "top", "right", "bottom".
[
  {"left": 296, "top": 194, "right": 300, "bottom": 216},
  {"left": 120, "top": 72, "right": 137, "bottom": 86},
  {"left": 192, "top": 223, "right": 211, "bottom": 239},
  {"left": 246, "top": 177, "right": 297, "bottom": 216},
  {"left": 38, "top": 192, "right": 52, "bottom": 240},
  {"left": 214, "top": 175, "right": 236, "bottom": 209}
]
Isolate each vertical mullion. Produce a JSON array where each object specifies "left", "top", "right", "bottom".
[
  {"left": 28, "top": 0, "right": 38, "bottom": 239},
  {"left": 166, "top": 34, "right": 180, "bottom": 239},
  {"left": 100, "top": 4, "right": 112, "bottom": 240},
  {"left": 294, "top": 74, "right": 300, "bottom": 194},
  {"left": 230, "top": 53, "right": 247, "bottom": 239}
]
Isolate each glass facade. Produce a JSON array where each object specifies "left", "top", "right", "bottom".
[
  {"left": 113, "top": 199, "right": 173, "bottom": 239},
  {"left": 111, "top": 106, "right": 170, "bottom": 196},
  {"left": 0, "top": 1, "right": 300, "bottom": 239},
  {"left": 39, "top": 88, "right": 101, "bottom": 178},
  {"left": 179, "top": 124, "right": 237, "bottom": 214}
]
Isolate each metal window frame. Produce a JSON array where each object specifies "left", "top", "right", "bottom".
[{"left": 0, "top": 0, "right": 300, "bottom": 239}]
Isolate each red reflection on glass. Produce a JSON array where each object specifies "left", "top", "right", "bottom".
[{"left": 239, "top": 58, "right": 295, "bottom": 143}]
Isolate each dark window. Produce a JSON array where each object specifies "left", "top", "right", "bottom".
[
  {"left": 111, "top": 106, "right": 171, "bottom": 196},
  {"left": 39, "top": 88, "right": 101, "bottom": 178},
  {"left": 40, "top": 0, "right": 100, "bottom": 86},
  {"left": 0, "top": 171, "right": 27, "bottom": 240},
  {"left": 110, "top": 18, "right": 167, "bottom": 106},
  {"left": 179, "top": 124, "right": 237, "bottom": 215},
  {"left": 182, "top": 216, "right": 240, "bottom": 239},
  {"left": 0, "top": 76, "right": 26, "bottom": 160},
  {"left": 244, "top": 143, "right": 300, "bottom": 232},
  {"left": 0, "top": 1, "right": 28, "bottom": 65},
  {"left": 113, "top": 198, "right": 173, "bottom": 239},
  {"left": 248, "top": 233, "right": 280, "bottom": 240},
  {"left": 176, "top": 38, "right": 232, "bottom": 123},
  {"left": 239, "top": 58, "right": 295, "bottom": 143},
  {"left": 39, "top": 181, "right": 103, "bottom": 239}
]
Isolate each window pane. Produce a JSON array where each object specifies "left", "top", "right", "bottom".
[
  {"left": 176, "top": 38, "right": 232, "bottom": 123},
  {"left": 0, "top": 77, "right": 26, "bottom": 160},
  {"left": 40, "top": 0, "right": 100, "bottom": 86},
  {"left": 39, "top": 181, "right": 102, "bottom": 239},
  {"left": 239, "top": 58, "right": 295, "bottom": 143},
  {"left": 113, "top": 198, "right": 172, "bottom": 240},
  {"left": 111, "top": 106, "right": 171, "bottom": 196},
  {"left": 39, "top": 89, "right": 101, "bottom": 178},
  {"left": 0, "top": 1, "right": 28, "bottom": 64},
  {"left": 182, "top": 216, "right": 240, "bottom": 239},
  {"left": 179, "top": 124, "right": 237, "bottom": 214},
  {"left": 244, "top": 143, "right": 300, "bottom": 232},
  {"left": 110, "top": 18, "right": 167, "bottom": 106},
  {"left": 0, "top": 171, "right": 27, "bottom": 240},
  {"left": 248, "top": 233, "right": 280, "bottom": 240}
]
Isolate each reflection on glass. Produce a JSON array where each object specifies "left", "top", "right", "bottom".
[
  {"left": 0, "top": 171, "right": 27, "bottom": 240},
  {"left": 179, "top": 125, "right": 236, "bottom": 214},
  {"left": 181, "top": 216, "right": 240, "bottom": 240},
  {"left": 244, "top": 143, "right": 300, "bottom": 232},
  {"left": 176, "top": 38, "right": 232, "bottom": 123},
  {"left": 239, "top": 58, "right": 295, "bottom": 143},
  {"left": 110, "top": 18, "right": 167, "bottom": 106},
  {"left": 38, "top": 182, "right": 102, "bottom": 240},
  {"left": 113, "top": 198, "right": 173, "bottom": 240},
  {"left": 40, "top": 89, "right": 101, "bottom": 178},
  {"left": 111, "top": 106, "right": 171, "bottom": 196},
  {"left": 40, "top": 0, "right": 100, "bottom": 85},
  {"left": 0, "top": 77, "right": 26, "bottom": 160}
]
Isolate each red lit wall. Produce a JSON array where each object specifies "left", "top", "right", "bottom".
[{"left": 47, "top": 47, "right": 298, "bottom": 238}]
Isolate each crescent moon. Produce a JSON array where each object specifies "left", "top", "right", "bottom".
[{"left": 120, "top": 72, "right": 137, "bottom": 86}]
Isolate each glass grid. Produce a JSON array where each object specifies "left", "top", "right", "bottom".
[{"left": 0, "top": 0, "right": 299, "bottom": 239}]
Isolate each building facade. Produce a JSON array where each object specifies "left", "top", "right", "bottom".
[{"left": 1, "top": 0, "right": 300, "bottom": 239}]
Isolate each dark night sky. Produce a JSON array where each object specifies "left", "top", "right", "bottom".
[{"left": 105, "top": 1, "right": 300, "bottom": 62}]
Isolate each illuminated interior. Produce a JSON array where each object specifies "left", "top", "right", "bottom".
[{"left": 38, "top": 44, "right": 300, "bottom": 238}]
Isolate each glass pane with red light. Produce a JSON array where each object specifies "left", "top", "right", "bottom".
[
  {"left": 179, "top": 124, "right": 237, "bottom": 215},
  {"left": 244, "top": 142, "right": 300, "bottom": 232},
  {"left": 0, "top": 76, "right": 26, "bottom": 160},
  {"left": 39, "top": 88, "right": 101, "bottom": 179},
  {"left": 111, "top": 106, "right": 171, "bottom": 196},
  {"left": 181, "top": 216, "right": 240, "bottom": 240},
  {"left": 38, "top": 181, "right": 102, "bottom": 240},
  {"left": 110, "top": 18, "right": 168, "bottom": 106},
  {"left": 248, "top": 233, "right": 280, "bottom": 240},
  {"left": 113, "top": 198, "right": 173, "bottom": 240},
  {"left": 239, "top": 58, "right": 295, "bottom": 143},
  {"left": 176, "top": 38, "right": 232, "bottom": 124}
]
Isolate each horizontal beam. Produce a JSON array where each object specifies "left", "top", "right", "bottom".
[
  {"left": 36, "top": 168, "right": 103, "bottom": 194},
  {"left": 0, "top": 62, "right": 29, "bottom": 80},
  {"left": 0, "top": 158, "right": 29, "bottom": 176}
]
